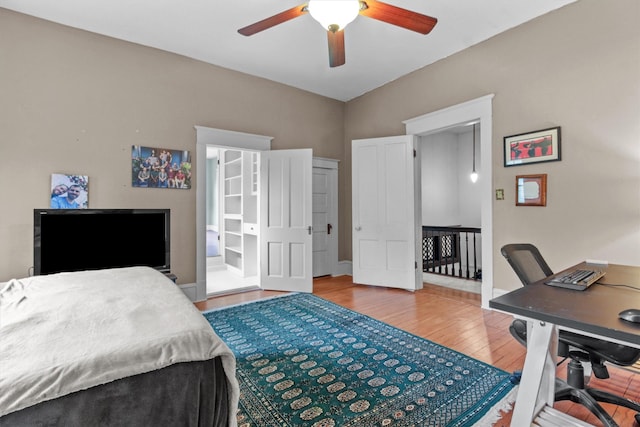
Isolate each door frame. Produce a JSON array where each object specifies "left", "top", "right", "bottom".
[
  {"left": 403, "top": 94, "right": 494, "bottom": 308},
  {"left": 195, "top": 126, "right": 272, "bottom": 302}
]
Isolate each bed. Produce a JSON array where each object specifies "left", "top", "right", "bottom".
[{"left": 0, "top": 266, "right": 239, "bottom": 427}]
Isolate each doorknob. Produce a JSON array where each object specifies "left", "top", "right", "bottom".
[
  {"left": 308, "top": 225, "right": 312, "bottom": 235},
  {"left": 327, "top": 223, "right": 333, "bottom": 235},
  {"left": 355, "top": 226, "right": 362, "bottom": 231}
]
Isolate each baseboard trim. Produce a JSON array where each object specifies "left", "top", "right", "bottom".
[
  {"left": 178, "top": 282, "right": 198, "bottom": 302},
  {"left": 333, "top": 261, "right": 352, "bottom": 277}
]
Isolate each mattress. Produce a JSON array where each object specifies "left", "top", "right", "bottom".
[{"left": 0, "top": 266, "right": 239, "bottom": 425}]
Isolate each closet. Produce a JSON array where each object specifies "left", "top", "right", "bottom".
[{"left": 221, "top": 149, "right": 258, "bottom": 278}]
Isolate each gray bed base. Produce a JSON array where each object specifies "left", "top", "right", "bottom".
[{"left": 0, "top": 357, "right": 230, "bottom": 427}]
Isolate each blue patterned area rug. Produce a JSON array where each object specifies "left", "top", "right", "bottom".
[{"left": 204, "top": 293, "right": 516, "bottom": 427}]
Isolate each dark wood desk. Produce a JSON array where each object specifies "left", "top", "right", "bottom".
[
  {"left": 489, "top": 263, "right": 640, "bottom": 425},
  {"left": 491, "top": 263, "right": 640, "bottom": 345}
]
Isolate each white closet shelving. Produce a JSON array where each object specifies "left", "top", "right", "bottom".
[{"left": 221, "top": 149, "right": 258, "bottom": 277}]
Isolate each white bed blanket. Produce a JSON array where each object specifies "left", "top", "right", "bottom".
[{"left": 0, "top": 266, "right": 239, "bottom": 425}]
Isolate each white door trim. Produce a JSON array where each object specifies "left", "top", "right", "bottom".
[{"left": 403, "top": 94, "right": 494, "bottom": 308}]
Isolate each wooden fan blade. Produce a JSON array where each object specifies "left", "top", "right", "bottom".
[
  {"left": 238, "top": 4, "right": 307, "bottom": 36},
  {"left": 327, "top": 30, "right": 346, "bottom": 68},
  {"left": 359, "top": 0, "right": 437, "bottom": 35}
]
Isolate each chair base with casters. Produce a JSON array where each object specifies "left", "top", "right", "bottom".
[
  {"left": 501, "top": 243, "right": 640, "bottom": 427},
  {"left": 511, "top": 318, "right": 640, "bottom": 427},
  {"left": 555, "top": 363, "right": 640, "bottom": 427}
]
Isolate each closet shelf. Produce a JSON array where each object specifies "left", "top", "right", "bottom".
[{"left": 222, "top": 149, "right": 258, "bottom": 279}]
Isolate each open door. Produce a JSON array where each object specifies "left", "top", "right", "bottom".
[
  {"left": 260, "top": 149, "right": 313, "bottom": 292},
  {"left": 352, "top": 135, "right": 421, "bottom": 290}
]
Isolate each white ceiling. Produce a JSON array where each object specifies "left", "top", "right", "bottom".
[{"left": 1, "top": 0, "right": 577, "bottom": 102}]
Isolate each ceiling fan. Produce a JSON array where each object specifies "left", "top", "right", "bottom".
[{"left": 238, "top": 0, "right": 437, "bottom": 68}]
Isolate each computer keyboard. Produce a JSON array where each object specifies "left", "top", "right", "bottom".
[{"left": 545, "top": 269, "right": 606, "bottom": 291}]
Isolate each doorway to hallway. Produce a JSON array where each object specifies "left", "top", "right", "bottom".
[
  {"left": 404, "top": 94, "right": 494, "bottom": 308},
  {"left": 419, "top": 123, "right": 482, "bottom": 295}
]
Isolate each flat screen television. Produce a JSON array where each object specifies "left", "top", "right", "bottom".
[{"left": 34, "top": 208, "right": 170, "bottom": 275}]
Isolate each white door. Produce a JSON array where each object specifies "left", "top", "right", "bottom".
[
  {"left": 352, "top": 135, "right": 421, "bottom": 290},
  {"left": 312, "top": 160, "right": 338, "bottom": 277},
  {"left": 260, "top": 149, "right": 313, "bottom": 292}
]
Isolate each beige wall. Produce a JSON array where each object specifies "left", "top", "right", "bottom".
[
  {"left": 0, "top": 8, "right": 344, "bottom": 283},
  {"left": 344, "top": 0, "right": 640, "bottom": 291},
  {"left": 2, "top": 0, "right": 639, "bottom": 293}
]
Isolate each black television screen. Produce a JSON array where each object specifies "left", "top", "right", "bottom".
[{"left": 34, "top": 209, "right": 170, "bottom": 275}]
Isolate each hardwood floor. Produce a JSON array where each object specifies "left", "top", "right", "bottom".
[{"left": 195, "top": 275, "right": 640, "bottom": 426}]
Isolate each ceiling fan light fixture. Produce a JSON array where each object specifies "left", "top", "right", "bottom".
[{"left": 307, "top": 0, "right": 361, "bottom": 33}]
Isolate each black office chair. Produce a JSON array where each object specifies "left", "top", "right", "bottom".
[{"left": 501, "top": 243, "right": 640, "bottom": 427}]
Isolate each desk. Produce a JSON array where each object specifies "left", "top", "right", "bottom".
[{"left": 489, "top": 263, "right": 640, "bottom": 425}]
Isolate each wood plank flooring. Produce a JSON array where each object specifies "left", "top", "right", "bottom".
[{"left": 195, "top": 275, "right": 640, "bottom": 426}]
